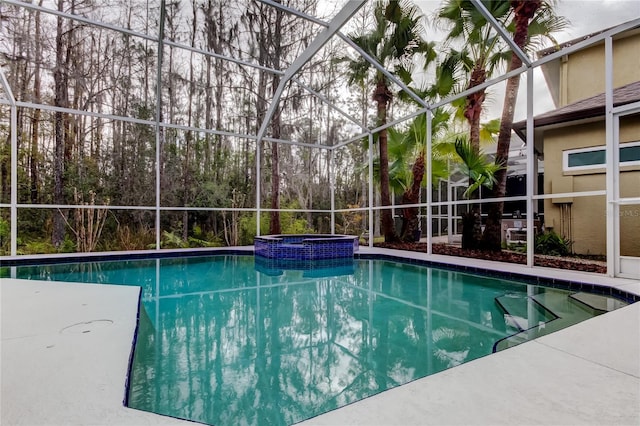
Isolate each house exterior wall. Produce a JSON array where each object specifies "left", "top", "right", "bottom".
[
  {"left": 543, "top": 116, "right": 640, "bottom": 256},
  {"left": 560, "top": 32, "right": 640, "bottom": 106}
]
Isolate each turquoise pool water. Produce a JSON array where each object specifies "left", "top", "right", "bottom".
[{"left": 11, "top": 255, "right": 626, "bottom": 425}]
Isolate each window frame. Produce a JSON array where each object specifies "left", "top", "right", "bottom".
[{"left": 563, "top": 141, "right": 640, "bottom": 172}]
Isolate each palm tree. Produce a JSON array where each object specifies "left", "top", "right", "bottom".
[
  {"left": 436, "top": 0, "right": 512, "bottom": 248},
  {"left": 393, "top": 110, "right": 451, "bottom": 242},
  {"left": 436, "top": 0, "right": 510, "bottom": 153},
  {"left": 347, "top": 0, "right": 435, "bottom": 242},
  {"left": 379, "top": 111, "right": 451, "bottom": 242},
  {"left": 454, "top": 137, "right": 503, "bottom": 249},
  {"left": 429, "top": 119, "right": 499, "bottom": 249},
  {"left": 481, "top": 0, "right": 568, "bottom": 251}
]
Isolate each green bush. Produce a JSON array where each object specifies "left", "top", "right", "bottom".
[
  {"left": 187, "top": 236, "right": 223, "bottom": 248},
  {"left": 507, "top": 243, "right": 526, "bottom": 253},
  {"left": 160, "top": 231, "right": 189, "bottom": 249},
  {"left": 19, "top": 237, "right": 76, "bottom": 255},
  {"left": 0, "top": 217, "right": 9, "bottom": 254},
  {"left": 239, "top": 213, "right": 268, "bottom": 245},
  {"left": 160, "top": 229, "right": 224, "bottom": 249},
  {"left": 17, "top": 241, "right": 52, "bottom": 255},
  {"left": 535, "top": 231, "right": 572, "bottom": 256},
  {"left": 239, "top": 208, "right": 313, "bottom": 245}
]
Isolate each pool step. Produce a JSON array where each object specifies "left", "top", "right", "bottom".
[
  {"left": 531, "top": 289, "right": 618, "bottom": 321},
  {"left": 495, "top": 293, "right": 557, "bottom": 332},
  {"left": 494, "top": 288, "right": 628, "bottom": 352},
  {"left": 569, "top": 292, "right": 628, "bottom": 313}
]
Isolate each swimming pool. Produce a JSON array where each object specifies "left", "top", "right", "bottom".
[{"left": 8, "top": 254, "right": 633, "bottom": 425}]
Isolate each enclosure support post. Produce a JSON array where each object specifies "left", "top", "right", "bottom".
[
  {"left": 526, "top": 68, "right": 535, "bottom": 268},
  {"left": 368, "top": 133, "right": 374, "bottom": 247},
  {"left": 256, "top": 141, "right": 261, "bottom": 237},
  {"left": 447, "top": 159, "right": 453, "bottom": 244},
  {"left": 604, "top": 36, "right": 616, "bottom": 277},
  {"left": 9, "top": 103, "right": 16, "bottom": 256},
  {"left": 330, "top": 149, "right": 335, "bottom": 234},
  {"left": 0, "top": 67, "right": 17, "bottom": 256},
  {"left": 425, "top": 111, "right": 432, "bottom": 255},
  {"left": 154, "top": 0, "right": 166, "bottom": 250}
]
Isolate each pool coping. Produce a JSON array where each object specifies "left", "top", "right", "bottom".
[{"left": 2, "top": 246, "right": 639, "bottom": 425}]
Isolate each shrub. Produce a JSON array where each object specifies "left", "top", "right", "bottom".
[
  {"left": 160, "top": 231, "right": 189, "bottom": 249},
  {"left": 535, "top": 231, "right": 572, "bottom": 256},
  {"left": 0, "top": 217, "right": 9, "bottom": 254},
  {"left": 239, "top": 208, "right": 313, "bottom": 245}
]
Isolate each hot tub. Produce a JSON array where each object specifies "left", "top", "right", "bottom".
[{"left": 254, "top": 234, "right": 359, "bottom": 260}]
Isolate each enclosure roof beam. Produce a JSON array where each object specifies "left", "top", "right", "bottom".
[
  {"left": 164, "top": 40, "right": 284, "bottom": 76},
  {"left": 256, "top": 0, "right": 366, "bottom": 143},
  {"left": 2, "top": 0, "right": 154, "bottom": 42},
  {"left": 431, "top": 66, "right": 526, "bottom": 110},
  {"left": 469, "top": 0, "right": 531, "bottom": 67},
  {"left": 332, "top": 131, "right": 373, "bottom": 150},
  {"left": 532, "top": 19, "right": 640, "bottom": 68},
  {"left": 0, "top": 69, "right": 16, "bottom": 107},
  {"left": 291, "top": 77, "right": 369, "bottom": 133},
  {"left": 4, "top": 0, "right": 283, "bottom": 77},
  {"left": 258, "top": 0, "right": 330, "bottom": 28},
  {"left": 369, "top": 108, "right": 428, "bottom": 136},
  {"left": 337, "top": 33, "right": 429, "bottom": 109}
]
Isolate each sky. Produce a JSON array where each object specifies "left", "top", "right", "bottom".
[{"left": 554, "top": 0, "right": 640, "bottom": 43}]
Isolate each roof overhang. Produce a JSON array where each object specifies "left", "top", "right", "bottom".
[{"left": 512, "top": 81, "right": 640, "bottom": 141}]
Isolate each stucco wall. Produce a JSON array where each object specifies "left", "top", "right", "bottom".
[
  {"left": 562, "top": 33, "right": 640, "bottom": 106},
  {"left": 543, "top": 117, "right": 640, "bottom": 256}
]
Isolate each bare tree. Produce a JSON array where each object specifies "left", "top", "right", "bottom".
[{"left": 52, "top": 0, "right": 72, "bottom": 247}]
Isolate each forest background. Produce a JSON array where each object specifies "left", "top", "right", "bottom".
[{"left": 0, "top": 0, "right": 634, "bottom": 255}]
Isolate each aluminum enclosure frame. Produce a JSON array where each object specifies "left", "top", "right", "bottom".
[{"left": 1, "top": 0, "right": 638, "bottom": 278}]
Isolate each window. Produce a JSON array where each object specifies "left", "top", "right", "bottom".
[{"left": 563, "top": 141, "right": 640, "bottom": 171}]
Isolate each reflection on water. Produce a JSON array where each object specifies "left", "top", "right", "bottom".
[
  {"left": 14, "top": 256, "right": 588, "bottom": 425},
  {"left": 254, "top": 256, "right": 356, "bottom": 277},
  {"left": 126, "top": 256, "right": 517, "bottom": 425}
]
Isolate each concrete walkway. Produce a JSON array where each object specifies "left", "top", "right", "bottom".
[
  {"left": 1, "top": 279, "right": 190, "bottom": 425},
  {"left": 1, "top": 248, "right": 639, "bottom": 425}
]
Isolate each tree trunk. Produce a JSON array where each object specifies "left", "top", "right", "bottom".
[
  {"left": 182, "top": 0, "right": 198, "bottom": 242},
  {"left": 461, "top": 64, "right": 486, "bottom": 249},
  {"left": 374, "top": 78, "right": 396, "bottom": 242},
  {"left": 269, "top": 140, "right": 281, "bottom": 235},
  {"left": 465, "top": 64, "right": 486, "bottom": 153},
  {"left": 400, "top": 151, "right": 424, "bottom": 242},
  {"left": 254, "top": 2, "right": 269, "bottom": 215},
  {"left": 461, "top": 208, "right": 483, "bottom": 250},
  {"left": 30, "top": 1, "right": 44, "bottom": 204},
  {"left": 52, "top": 0, "right": 68, "bottom": 248},
  {"left": 462, "top": 180, "right": 483, "bottom": 250},
  {"left": 268, "top": 3, "right": 284, "bottom": 235},
  {"left": 482, "top": 0, "right": 541, "bottom": 251}
]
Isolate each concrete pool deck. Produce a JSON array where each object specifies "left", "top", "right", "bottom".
[{"left": 1, "top": 247, "right": 639, "bottom": 425}]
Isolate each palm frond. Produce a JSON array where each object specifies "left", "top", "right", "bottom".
[
  {"left": 453, "top": 137, "right": 505, "bottom": 198},
  {"left": 479, "top": 118, "right": 500, "bottom": 145}
]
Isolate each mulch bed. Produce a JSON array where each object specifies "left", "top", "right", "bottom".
[{"left": 375, "top": 242, "right": 607, "bottom": 274}]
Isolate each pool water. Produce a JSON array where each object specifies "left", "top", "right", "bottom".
[{"left": 11, "top": 255, "right": 627, "bottom": 425}]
